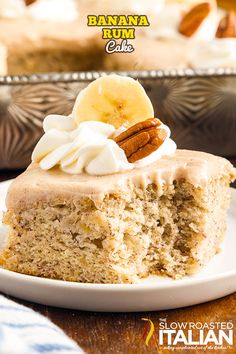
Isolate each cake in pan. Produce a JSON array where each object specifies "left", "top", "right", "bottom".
[
  {"left": 0, "top": 0, "right": 104, "bottom": 75},
  {"left": 0, "top": 0, "right": 235, "bottom": 74},
  {"left": 0, "top": 19, "right": 104, "bottom": 75},
  {"left": 0, "top": 75, "right": 235, "bottom": 283},
  {"left": 105, "top": 1, "right": 236, "bottom": 70}
]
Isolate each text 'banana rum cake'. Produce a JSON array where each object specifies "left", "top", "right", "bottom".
[{"left": 0, "top": 75, "right": 235, "bottom": 283}]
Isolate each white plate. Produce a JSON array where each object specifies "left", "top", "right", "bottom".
[{"left": 0, "top": 179, "right": 236, "bottom": 312}]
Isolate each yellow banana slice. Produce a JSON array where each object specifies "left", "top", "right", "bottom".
[{"left": 72, "top": 74, "right": 154, "bottom": 129}]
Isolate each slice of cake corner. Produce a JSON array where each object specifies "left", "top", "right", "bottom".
[{"left": 0, "top": 150, "right": 235, "bottom": 283}]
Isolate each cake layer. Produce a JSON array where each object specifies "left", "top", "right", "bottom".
[
  {"left": 0, "top": 18, "right": 104, "bottom": 74},
  {"left": 6, "top": 150, "right": 236, "bottom": 209}
]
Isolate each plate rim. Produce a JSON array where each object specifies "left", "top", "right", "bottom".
[{"left": 0, "top": 264, "right": 235, "bottom": 292}]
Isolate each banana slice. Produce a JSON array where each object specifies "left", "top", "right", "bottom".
[{"left": 72, "top": 74, "right": 154, "bottom": 129}]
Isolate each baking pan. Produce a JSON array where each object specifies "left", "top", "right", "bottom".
[{"left": 0, "top": 68, "right": 236, "bottom": 169}]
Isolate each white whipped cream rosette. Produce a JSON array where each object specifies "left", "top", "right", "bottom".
[
  {"left": 32, "top": 116, "right": 176, "bottom": 175},
  {"left": 190, "top": 39, "right": 236, "bottom": 68},
  {"left": 0, "top": 0, "right": 26, "bottom": 18},
  {"left": 32, "top": 76, "right": 177, "bottom": 176},
  {"left": 0, "top": 0, "right": 79, "bottom": 22},
  {"left": 27, "top": 0, "right": 79, "bottom": 22}
]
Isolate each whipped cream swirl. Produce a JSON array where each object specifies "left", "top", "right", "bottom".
[
  {"left": 32, "top": 115, "right": 176, "bottom": 175},
  {"left": 0, "top": 0, "right": 79, "bottom": 22},
  {"left": 27, "top": 0, "right": 79, "bottom": 22},
  {"left": 190, "top": 39, "right": 236, "bottom": 68},
  {"left": 0, "top": 0, "right": 26, "bottom": 18}
]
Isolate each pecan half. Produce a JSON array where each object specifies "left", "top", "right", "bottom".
[
  {"left": 24, "top": 0, "right": 37, "bottom": 5},
  {"left": 114, "top": 118, "right": 168, "bottom": 163},
  {"left": 217, "top": 0, "right": 236, "bottom": 12},
  {"left": 216, "top": 11, "right": 236, "bottom": 38},
  {"left": 178, "top": 2, "right": 211, "bottom": 37}
]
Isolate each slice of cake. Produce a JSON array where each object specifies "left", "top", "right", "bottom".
[{"left": 0, "top": 75, "right": 235, "bottom": 284}]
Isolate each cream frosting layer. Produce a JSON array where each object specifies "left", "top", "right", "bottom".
[
  {"left": 7, "top": 150, "right": 236, "bottom": 209},
  {"left": 28, "top": 0, "right": 79, "bottom": 22},
  {"left": 79, "top": 0, "right": 164, "bottom": 16},
  {"left": 0, "top": 0, "right": 79, "bottom": 22},
  {"left": 0, "top": 18, "right": 101, "bottom": 54}
]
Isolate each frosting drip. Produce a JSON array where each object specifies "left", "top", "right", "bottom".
[{"left": 7, "top": 150, "right": 236, "bottom": 209}]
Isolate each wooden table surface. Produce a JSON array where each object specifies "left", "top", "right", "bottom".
[{"left": 0, "top": 164, "right": 236, "bottom": 354}]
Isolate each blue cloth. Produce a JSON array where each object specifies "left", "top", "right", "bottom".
[{"left": 0, "top": 295, "right": 84, "bottom": 354}]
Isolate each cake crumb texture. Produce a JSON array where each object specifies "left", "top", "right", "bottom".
[{"left": 0, "top": 174, "right": 233, "bottom": 283}]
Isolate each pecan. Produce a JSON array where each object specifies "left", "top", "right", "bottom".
[
  {"left": 24, "top": 0, "right": 37, "bottom": 5},
  {"left": 114, "top": 118, "right": 168, "bottom": 163},
  {"left": 178, "top": 2, "right": 211, "bottom": 37},
  {"left": 216, "top": 11, "right": 236, "bottom": 38},
  {"left": 217, "top": 0, "right": 236, "bottom": 12}
]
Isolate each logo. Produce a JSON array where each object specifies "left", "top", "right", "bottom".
[
  {"left": 87, "top": 15, "right": 150, "bottom": 53},
  {"left": 142, "top": 318, "right": 234, "bottom": 351}
]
